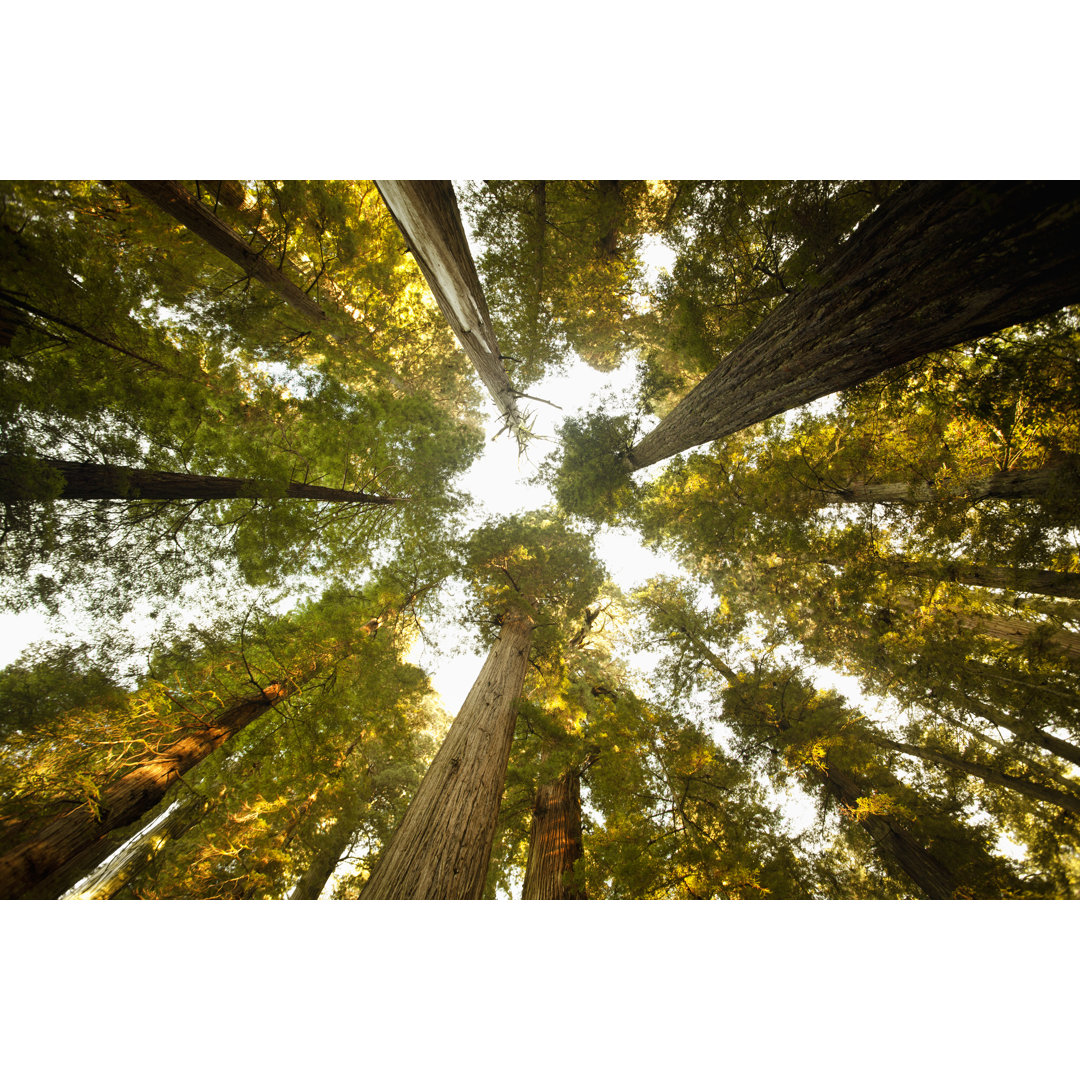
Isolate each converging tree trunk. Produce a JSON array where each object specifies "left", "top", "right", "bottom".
[
  {"left": 521, "top": 767, "right": 587, "bottom": 900},
  {"left": 820, "top": 464, "right": 1077, "bottom": 510},
  {"left": 0, "top": 456, "right": 402, "bottom": 505},
  {"left": 0, "top": 683, "right": 291, "bottom": 899},
  {"left": 864, "top": 732, "right": 1080, "bottom": 817},
  {"left": 374, "top": 181, "right": 527, "bottom": 439},
  {"left": 665, "top": 618, "right": 963, "bottom": 898},
  {"left": 125, "top": 180, "right": 326, "bottom": 321},
  {"left": 626, "top": 182, "right": 1080, "bottom": 470},
  {"left": 881, "top": 558, "right": 1080, "bottom": 601},
  {"left": 360, "top": 613, "right": 535, "bottom": 900}
]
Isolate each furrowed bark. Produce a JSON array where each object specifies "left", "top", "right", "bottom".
[
  {"left": 821, "top": 464, "right": 1077, "bottom": 508},
  {"left": 627, "top": 182, "right": 1080, "bottom": 470},
  {"left": 0, "top": 456, "right": 402, "bottom": 505},
  {"left": 360, "top": 613, "right": 535, "bottom": 900},
  {"left": 0, "top": 684, "right": 290, "bottom": 899},
  {"left": 521, "top": 768, "right": 587, "bottom": 899},
  {"left": 865, "top": 732, "right": 1080, "bottom": 816},
  {"left": 818, "top": 763, "right": 960, "bottom": 899},
  {"left": 125, "top": 180, "right": 326, "bottom": 321},
  {"left": 374, "top": 181, "right": 526, "bottom": 437}
]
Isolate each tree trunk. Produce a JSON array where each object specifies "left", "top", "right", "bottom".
[
  {"left": 627, "top": 182, "right": 1080, "bottom": 470},
  {"left": 196, "top": 181, "right": 247, "bottom": 210},
  {"left": 72, "top": 795, "right": 210, "bottom": 900},
  {"left": 374, "top": 181, "right": 526, "bottom": 439},
  {"left": 360, "top": 613, "right": 535, "bottom": 900},
  {"left": 929, "top": 679, "right": 1080, "bottom": 770},
  {"left": 865, "top": 732, "right": 1080, "bottom": 817},
  {"left": 886, "top": 558, "right": 1080, "bottom": 600},
  {"left": 521, "top": 768, "right": 587, "bottom": 900},
  {"left": 892, "top": 597, "right": 1080, "bottom": 662},
  {"left": 0, "top": 456, "right": 402, "bottom": 505},
  {"left": 818, "top": 762, "right": 961, "bottom": 900},
  {"left": 821, "top": 464, "right": 1076, "bottom": 509},
  {"left": 0, "top": 684, "right": 290, "bottom": 899},
  {"left": 290, "top": 809, "right": 360, "bottom": 900},
  {"left": 668, "top": 618, "right": 964, "bottom": 898},
  {"left": 125, "top": 180, "right": 326, "bottom": 321}
]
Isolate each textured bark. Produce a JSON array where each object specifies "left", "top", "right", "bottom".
[
  {"left": 0, "top": 684, "right": 290, "bottom": 899},
  {"left": 521, "top": 769, "right": 587, "bottom": 900},
  {"left": 821, "top": 464, "right": 1075, "bottom": 508},
  {"left": 818, "top": 763, "right": 960, "bottom": 900},
  {"left": 73, "top": 795, "right": 210, "bottom": 900},
  {"left": 374, "top": 181, "right": 525, "bottom": 436},
  {"left": 290, "top": 814, "right": 356, "bottom": 900},
  {"left": 0, "top": 456, "right": 402, "bottom": 505},
  {"left": 360, "top": 614, "right": 535, "bottom": 900},
  {"left": 885, "top": 558, "right": 1080, "bottom": 601},
  {"left": 670, "top": 619, "right": 963, "bottom": 898},
  {"left": 125, "top": 180, "right": 325, "bottom": 320},
  {"left": 893, "top": 598, "right": 1080, "bottom": 662},
  {"left": 865, "top": 732, "right": 1080, "bottom": 816},
  {"left": 627, "top": 182, "right": 1080, "bottom": 469},
  {"left": 929, "top": 680, "right": 1080, "bottom": 770},
  {"left": 196, "top": 181, "right": 247, "bottom": 210}
]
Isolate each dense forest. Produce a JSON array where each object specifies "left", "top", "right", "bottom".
[{"left": 2, "top": 179, "right": 1079, "bottom": 900}]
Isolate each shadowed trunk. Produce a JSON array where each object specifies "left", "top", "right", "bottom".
[
  {"left": 0, "top": 683, "right": 291, "bottom": 899},
  {"left": 71, "top": 795, "right": 211, "bottom": 900},
  {"left": 125, "top": 180, "right": 325, "bottom": 321},
  {"left": 196, "top": 181, "right": 247, "bottom": 210},
  {"left": 882, "top": 558, "right": 1080, "bottom": 601},
  {"left": 817, "top": 762, "right": 960, "bottom": 899},
  {"left": 820, "top": 463, "right": 1077, "bottom": 509},
  {"left": 0, "top": 456, "right": 402, "bottom": 505},
  {"left": 864, "top": 732, "right": 1080, "bottom": 816},
  {"left": 665, "top": 618, "right": 965, "bottom": 898},
  {"left": 627, "top": 182, "right": 1080, "bottom": 470},
  {"left": 521, "top": 768, "right": 587, "bottom": 900},
  {"left": 290, "top": 813, "right": 357, "bottom": 900},
  {"left": 374, "top": 181, "right": 525, "bottom": 438},
  {"left": 360, "top": 613, "right": 535, "bottom": 900}
]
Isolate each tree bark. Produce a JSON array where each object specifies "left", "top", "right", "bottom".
[
  {"left": 0, "top": 456, "right": 403, "bottom": 505},
  {"left": 865, "top": 732, "right": 1080, "bottom": 817},
  {"left": 290, "top": 809, "right": 360, "bottom": 900},
  {"left": 196, "top": 181, "right": 247, "bottom": 210},
  {"left": 125, "top": 180, "right": 326, "bottom": 321},
  {"left": 817, "top": 762, "right": 960, "bottom": 900},
  {"left": 374, "top": 181, "right": 526, "bottom": 439},
  {"left": 884, "top": 558, "right": 1080, "bottom": 601},
  {"left": 821, "top": 464, "right": 1076, "bottom": 509},
  {"left": 668, "top": 617, "right": 963, "bottom": 898},
  {"left": 360, "top": 613, "right": 535, "bottom": 900},
  {"left": 627, "top": 182, "right": 1080, "bottom": 470},
  {"left": 0, "top": 684, "right": 290, "bottom": 899},
  {"left": 521, "top": 768, "right": 587, "bottom": 900},
  {"left": 892, "top": 598, "right": 1080, "bottom": 662},
  {"left": 72, "top": 795, "right": 210, "bottom": 900}
]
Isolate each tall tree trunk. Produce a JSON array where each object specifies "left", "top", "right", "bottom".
[
  {"left": 72, "top": 795, "right": 211, "bottom": 900},
  {"left": 885, "top": 558, "right": 1080, "bottom": 600},
  {"left": 0, "top": 683, "right": 291, "bottom": 899},
  {"left": 665, "top": 617, "right": 964, "bottom": 898},
  {"left": 864, "top": 732, "right": 1080, "bottom": 816},
  {"left": 196, "top": 181, "right": 247, "bottom": 210},
  {"left": 817, "top": 762, "right": 961, "bottom": 900},
  {"left": 374, "top": 181, "right": 526, "bottom": 439},
  {"left": 891, "top": 597, "right": 1080, "bottom": 662},
  {"left": 125, "top": 180, "right": 326, "bottom": 321},
  {"left": 289, "top": 813, "right": 357, "bottom": 900},
  {"left": 926, "top": 679, "right": 1080, "bottom": 770},
  {"left": 627, "top": 182, "right": 1080, "bottom": 470},
  {"left": 820, "top": 464, "right": 1076, "bottom": 509},
  {"left": 360, "top": 613, "right": 535, "bottom": 900},
  {"left": 0, "top": 456, "right": 402, "bottom": 504},
  {"left": 521, "top": 767, "right": 587, "bottom": 900}
]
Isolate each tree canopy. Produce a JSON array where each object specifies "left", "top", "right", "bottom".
[{"left": 2, "top": 179, "right": 1079, "bottom": 900}]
